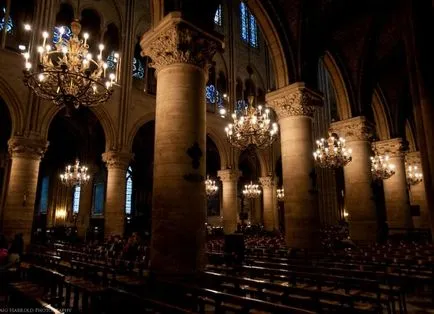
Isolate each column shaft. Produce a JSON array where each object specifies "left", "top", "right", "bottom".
[
  {"left": 259, "top": 176, "right": 275, "bottom": 232},
  {"left": 77, "top": 183, "right": 93, "bottom": 238},
  {"left": 218, "top": 169, "right": 241, "bottom": 234},
  {"left": 331, "top": 117, "right": 378, "bottom": 243},
  {"left": 267, "top": 83, "right": 322, "bottom": 249}
]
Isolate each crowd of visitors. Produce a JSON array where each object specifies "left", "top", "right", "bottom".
[{"left": 0, "top": 233, "right": 24, "bottom": 269}]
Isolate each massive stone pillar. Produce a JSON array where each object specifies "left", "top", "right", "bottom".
[
  {"left": 102, "top": 151, "right": 132, "bottom": 238},
  {"left": 374, "top": 138, "right": 412, "bottom": 229},
  {"left": 406, "top": 151, "right": 429, "bottom": 228},
  {"left": 330, "top": 117, "right": 378, "bottom": 243},
  {"left": 266, "top": 82, "right": 322, "bottom": 249},
  {"left": 141, "top": 13, "right": 223, "bottom": 277},
  {"left": 217, "top": 169, "right": 241, "bottom": 234},
  {"left": 2, "top": 137, "right": 48, "bottom": 247},
  {"left": 76, "top": 176, "right": 94, "bottom": 239},
  {"left": 259, "top": 176, "right": 275, "bottom": 231}
]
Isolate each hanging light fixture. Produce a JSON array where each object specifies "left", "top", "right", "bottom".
[
  {"left": 370, "top": 153, "right": 395, "bottom": 180},
  {"left": 276, "top": 188, "right": 284, "bottom": 202},
  {"left": 60, "top": 159, "right": 91, "bottom": 187},
  {"left": 225, "top": 95, "right": 278, "bottom": 150},
  {"left": 22, "top": 18, "right": 118, "bottom": 112},
  {"left": 313, "top": 133, "right": 352, "bottom": 169},
  {"left": 406, "top": 165, "right": 423, "bottom": 185},
  {"left": 205, "top": 175, "right": 219, "bottom": 198},
  {"left": 242, "top": 181, "right": 262, "bottom": 199}
]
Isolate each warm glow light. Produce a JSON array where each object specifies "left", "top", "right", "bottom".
[
  {"left": 406, "top": 164, "right": 423, "bottom": 185},
  {"left": 243, "top": 181, "right": 261, "bottom": 199},
  {"left": 205, "top": 175, "right": 219, "bottom": 198},
  {"left": 60, "top": 159, "right": 91, "bottom": 187},
  {"left": 313, "top": 133, "right": 352, "bottom": 169},
  {"left": 371, "top": 153, "right": 395, "bottom": 180}
]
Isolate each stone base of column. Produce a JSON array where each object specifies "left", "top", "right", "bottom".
[
  {"left": 285, "top": 216, "right": 320, "bottom": 249},
  {"left": 349, "top": 220, "right": 378, "bottom": 244}
]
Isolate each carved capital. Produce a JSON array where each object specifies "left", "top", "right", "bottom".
[
  {"left": 218, "top": 169, "right": 241, "bottom": 183},
  {"left": 8, "top": 136, "right": 49, "bottom": 160},
  {"left": 405, "top": 151, "right": 421, "bottom": 167},
  {"left": 259, "top": 176, "right": 274, "bottom": 188},
  {"left": 265, "top": 82, "right": 323, "bottom": 119},
  {"left": 102, "top": 151, "right": 133, "bottom": 170},
  {"left": 372, "top": 138, "right": 407, "bottom": 158},
  {"left": 329, "top": 116, "right": 374, "bottom": 142},
  {"left": 140, "top": 12, "right": 223, "bottom": 73}
]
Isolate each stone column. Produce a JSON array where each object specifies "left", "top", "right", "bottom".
[
  {"left": 102, "top": 151, "right": 132, "bottom": 238},
  {"left": 2, "top": 137, "right": 48, "bottom": 247},
  {"left": 141, "top": 13, "right": 223, "bottom": 277},
  {"left": 406, "top": 151, "right": 429, "bottom": 228},
  {"left": 373, "top": 138, "right": 412, "bottom": 229},
  {"left": 76, "top": 179, "right": 94, "bottom": 239},
  {"left": 266, "top": 82, "right": 322, "bottom": 249},
  {"left": 259, "top": 176, "right": 275, "bottom": 231},
  {"left": 330, "top": 116, "right": 378, "bottom": 243},
  {"left": 217, "top": 169, "right": 241, "bottom": 234}
]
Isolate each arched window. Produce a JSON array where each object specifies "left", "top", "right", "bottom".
[
  {"left": 240, "top": 2, "right": 258, "bottom": 48},
  {"left": 125, "top": 166, "right": 133, "bottom": 215},
  {"left": 39, "top": 176, "right": 49, "bottom": 214},
  {"left": 0, "top": 7, "right": 13, "bottom": 33},
  {"left": 72, "top": 185, "right": 81, "bottom": 214},
  {"left": 214, "top": 4, "right": 222, "bottom": 26},
  {"left": 92, "top": 183, "right": 105, "bottom": 215}
]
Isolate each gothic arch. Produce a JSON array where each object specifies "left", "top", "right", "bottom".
[
  {"left": 322, "top": 51, "right": 352, "bottom": 120},
  {"left": 206, "top": 126, "right": 229, "bottom": 170},
  {"left": 39, "top": 104, "right": 116, "bottom": 151},
  {"left": 126, "top": 111, "right": 156, "bottom": 151},
  {"left": 0, "top": 76, "right": 25, "bottom": 136},
  {"left": 372, "top": 87, "right": 392, "bottom": 140},
  {"left": 405, "top": 120, "right": 417, "bottom": 152}
]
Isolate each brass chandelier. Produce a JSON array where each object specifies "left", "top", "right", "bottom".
[
  {"left": 60, "top": 159, "right": 90, "bottom": 187},
  {"left": 205, "top": 175, "right": 219, "bottom": 198},
  {"left": 313, "top": 133, "right": 352, "bottom": 169},
  {"left": 406, "top": 165, "right": 423, "bottom": 185},
  {"left": 242, "top": 181, "right": 261, "bottom": 199},
  {"left": 225, "top": 95, "right": 278, "bottom": 150},
  {"left": 22, "top": 20, "right": 117, "bottom": 112},
  {"left": 276, "top": 188, "right": 284, "bottom": 202},
  {"left": 370, "top": 153, "right": 395, "bottom": 181}
]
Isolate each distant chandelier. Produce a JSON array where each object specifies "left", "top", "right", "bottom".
[
  {"left": 313, "top": 133, "right": 352, "bottom": 169},
  {"left": 276, "top": 188, "right": 284, "bottom": 202},
  {"left": 406, "top": 165, "right": 423, "bottom": 185},
  {"left": 205, "top": 175, "right": 219, "bottom": 198},
  {"left": 22, "top": 21, "right": 118, "bottom": 112},
  {"left": 225, "top": 95, "right": 278, "bottom": 150},
  {"left": 243, "top": 181, "right": 261, "bottom": 199},
  {"left": 60, "top": 159, "right": 90, "bottom": 187},
  {"left": 370, "top": 153, "right": 395, "bottom": 180}
]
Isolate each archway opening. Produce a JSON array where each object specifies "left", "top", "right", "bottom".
[
  {"left": 206, "top": 136, "right": 221, "bottom": 222},
  {"left": 34, "top": 107, "right": 106, "bottom": 242}
]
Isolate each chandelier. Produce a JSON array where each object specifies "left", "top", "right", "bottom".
[
  {"left": 406, "top": 165, "right": 423, "bottom": 185},
  {"left": 60, "top": 159, "right": 91, "bottom": 187},
  {"left": 22, "top": 21, "right": 117, "bottom": 112},
  {"left": 276, "top": 188, "right": 284, "bottom": 202},
  {"left": 225, "top": 95, "right": 278, "bottom": 150},
  {"left": 313, "top": 133, "right": 352, "bottom": 169},
  {"left": 243, "top": 181, "right": 261, "bottom": 199},
  {"left": 205, "top": 175, "right": 219, "bottom": 198},
  {"left": 370, "top": 153, "right": 395, "bottom": 180}
]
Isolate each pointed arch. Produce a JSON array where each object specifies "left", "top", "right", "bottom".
[
  {"left": 372, "top": 87, "right": 392, "bottom": 140},
  {"left": 405, "top": 120, "right": 417, "bottom": 152}
]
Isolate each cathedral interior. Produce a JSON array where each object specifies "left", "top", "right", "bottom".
[{"left": 0, "top": 0, "right": 433, "bottom": 313}]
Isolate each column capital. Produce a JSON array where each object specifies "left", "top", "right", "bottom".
[
  {"left": 8, "top": 136, "right": 49, "bottom": 160},
  {"left": 329, "top": 116, "right": 374, "bottom": 142},
  {"left": 140, "top": 12, "right": 224, "bottom": 73},
  {"left": 265, "top": 82, "right": 323, "bottom": 119},
  {"left": 102, "top": 151, "right": 133, "bottom": 170},
  {"left": 218, "top": 169, "right": 241, "bottom": 182},
  {"left": 372, "top": 138, "right": 407, "bottom": 158},
  {"left": 405, "top": 151, "right": 421, "bottom": 167},
  {"left": 259, "top": 176, "right": 274, "bottom": 188}
]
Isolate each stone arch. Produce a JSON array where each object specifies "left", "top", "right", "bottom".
[
  {"left": 206, "top": 126, "right": 229, "bottom": 170},
  {"left": 372, "top": 87, "right": 392, "bottom": 140},
  {"left": 0, "top": 76, "right": 25, "bottom": 136},
  {"left": 322, "top": 51, "right": 352, "bottom": 120},
  {"left": 126, "top": 111, "right": 156, "bottom": 151},
  {"left": 405, "top": 120, "right": 417, "bottom": 152},
  {"left": 39, "top": 105, "right": 116, "bottom": 152}
]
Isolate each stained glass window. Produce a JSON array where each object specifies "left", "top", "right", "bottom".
[
  {"left": 92, "top": 183, "right": 105, "bottom": 215},
  {"left": 106, "top": 51, "right": 118, "bottom": 70},
  {"left": 72, "top": 185, "right": 81, "bottom": 214},
  {"left": 214, "top": 5, "right": 222, "bottom": 26},
  {"left": 125, "top": 166, "right": 133, "bottom": 215},
  {"left": 39, "top": 176, "right": 49, "bottom": 214},
  {"left": 240, "top": 2, "right": 258, "bottom": 48},
  {"left": 53, "top": 25, "right": 72, "bottom": 45},
  {"left": 0, "top": 7, "right": 13, "bottom": 33},
  {"left": 206, "top": 84, "right": 225, "bottom": 112},
  {"left": 132, "top": 57, "right": 144, "bottom": 79}
]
